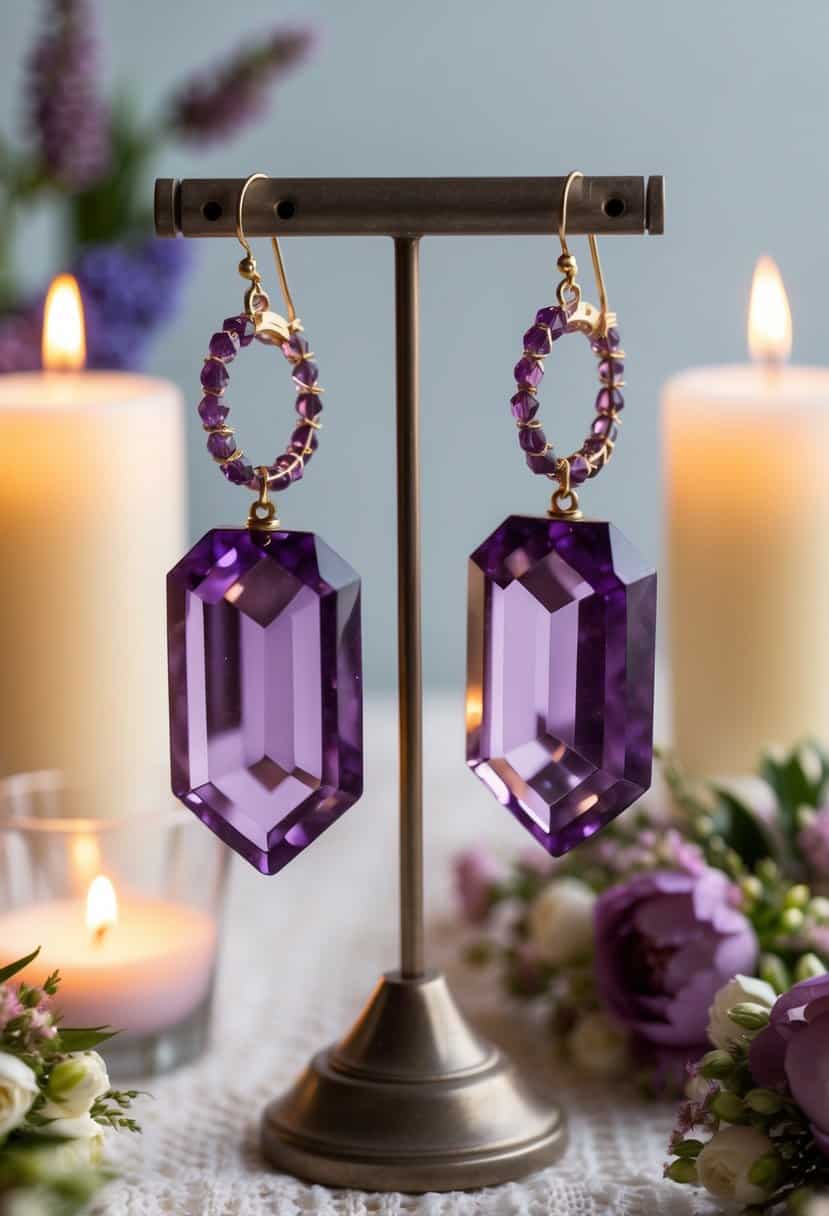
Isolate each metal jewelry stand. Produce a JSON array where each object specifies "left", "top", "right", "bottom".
[{"left": 155, "top": 174, "right": 664, "bottom": 1192}]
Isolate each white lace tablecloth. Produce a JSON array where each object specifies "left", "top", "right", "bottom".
[{"left": 103, "top": 696, "right": 717, "bottom": 1215}]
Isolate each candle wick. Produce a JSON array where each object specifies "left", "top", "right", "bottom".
[{"left": 91, "top": 923, "right": 109, "bottom": 947}]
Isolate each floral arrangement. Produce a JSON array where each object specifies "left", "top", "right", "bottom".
[
  {"left": 0, "top": 0, "right": 313, "bottom": 372},
  {"left": 456, "top": 742, "right": 829, "bottom": 1094},
  {"left": 0, "top": 948, "right": 137, "bottom": 1216}
]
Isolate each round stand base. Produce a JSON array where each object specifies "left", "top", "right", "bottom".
[{"left": 261, "top": 970, "right": 566, "bottom": 1192}]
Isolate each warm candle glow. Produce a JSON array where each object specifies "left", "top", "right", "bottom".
[
  {"left": 748, "top": 255, "right": 792, "bottom": 365},
  {"left": 42, "top": 274, "right": 86, "bottom": 371},
  {"left": 86, "top": 875, "right": 118, "bottom": 944}
]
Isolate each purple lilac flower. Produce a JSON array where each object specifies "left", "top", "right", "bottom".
[
  {"left": 454, "top": 849, "right": 505, "bottom": 924},
  {"left": 0, "top": 307, "right": 42, "bottom": 373},
  {"left": 0, "top": 987, "right": 23, "bottom": 1032},
  {"left": 594, "top": 868, "right": 758, "bottom": 1051},
  {"left": 27, "top": 0, "right": 109, "bottom": 187},
  {"left": 750, "top": 973, "right": 829, "bottom": 1155},
  {"left": 799, "top": 807, "right": 829, "bottom": 876},
  {"left": 169, "top": 28, "right": 313, "bottom": 143}
]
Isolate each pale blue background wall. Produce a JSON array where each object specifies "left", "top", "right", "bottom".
[{"left": 3, "top": 1, "right": 828, "bottom": 693}]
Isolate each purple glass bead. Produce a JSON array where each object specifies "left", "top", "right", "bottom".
[
  {"left": 220, "top": 458, "right": 254, "bottom": 487},
  {"left": 598, "top": 358, "right": 625, "bottom": 382},
  {"left": 535, "top": 306, "right": 568, "bottom": 339},
  {"left": 201, "top": 359, "right": 229, "bottom": 394},
  {"left": 526, "top": 450, "right": 557, "bottom": 475},
  {"left": 167, "top": 528, "right": 363, "bottom": 875},
  {"left": 568, "top": 454, "right": 590, "bottom": 485},
  {"left": 519, "top": 426, "right": 547, "bottom": 455},
  {"left": 206, "top": 431, "right": 237, "bottom": 461},
  {"left": 596, "top": 387, "right": 624, "bottom": 415},
  {"left": 590, "top": 327, "right": 621, "bottom": 354},
  {"left": 198, "top": 396, "right": 229, "bottom": 429},
  {"left": 222, "top": 315, "right": 255, "bottom": 347},
  {"left": 296, "top": 392, "right": 323, "bottom": 421},
  {"left": 290, "top": 424, "right": 319, "bottom": 455},
  {"left": 510, "top": 391, "right": 539, "bottom": 423},
  {"left": 514, "top": 356, "right": 543, "bottom": 388},
  {"left": 582, "top": 435, "right": 605, "bottom": 457},
  {"left": 208, "top": 331, "right": 240, "bottom": 362},
  {"left": 523, "top": 324, "right": 553, "bottom": 357},
  {"left": 592, "top": 414, "right": 618, "bottom": 441},
  {"left": 466, "top": 515, "right": 656, "bottom": 856},
  {"left": 269, "top": 452, "right": 299, "bottom": 490},
  {"left": 293, "top": 360, "right": 319, "bottom": 388},
  {"left": 282, "top": 333, "right": 310, "bottom": 361}
]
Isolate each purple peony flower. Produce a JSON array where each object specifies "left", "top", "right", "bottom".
[
  {"left": 595, "top": 868, "right": 758, "bottom": 1050},
  {"left": 454, "top": 849, "right": 505, "bottom": 924},
  {"left": 750, "top": 974, "right": 829, "bottom": 1155},
  {"left": 799, "top": 807, "right": 829, "bottom": 876},
  {"left": 27, "top": 0, "right": 109, "bottom": 187},
  {"left": 168, "top": 28, "right": 314, "bottom": 144}
]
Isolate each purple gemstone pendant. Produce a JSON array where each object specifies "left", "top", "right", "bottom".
[
  {"left": 466, "top": 515, "right": 656, "bottom": 856},
  {"left": 168, "top": 528, "right": 362, "bottom": 874}
]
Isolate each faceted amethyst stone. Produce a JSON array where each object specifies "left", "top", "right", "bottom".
[
  {"left": 592, "top": 414, "right": 617, "bottom": 440},
  {"left": 598, "top": 358, "right": 625, "bottom": 382},
  {"left": 597, "top": 387, "right": 624, "bottom": 414},
  {"left": 208, "top": 331, "right": 240, "bottom": 361},
  {"left": 523, "top": 324, "right": 553, "bottom": 357},
  {"left": 221, "top": 458, "right": 254, "bottom": 487},
  {"left": 568, "top": 454, "right": 590, "bottom": 485},
  {"left": 206, "top": 431, "right": 237, "bottom": 461},
  {"left": 223, "top": 315, "right": 255, "bottom": 347},
  {"left": 269, "top": 452, "right": 300, "bottom": 490},
  {"left": 198, "top": 396, "right": 229, "bottom": 429},
  {"left": 290, "top": 424, "right": 319, "bottom": 454},
  {"left": 518, "top": 426, "right": 546, "bottom": 454},
  {"left": 535, "top": 306, "right": 568, "bottom": 339},
  {"left": 510, "top": 391, "right": 538, "bottom": 423},
  {"left": 168, "top": 528, "right": 363, "bottom": 875},
  {"left": 296, "top": 392, "right": 323, "bottom": 421},
  {"left": 283, "top": 333, "right": 310, "bottom": 361},
  {"left": 293, "top": 360, "right": 319, "bottom": 388},
  {"left": 590, "top": 327, "right": 620, "bottom": 354},
  {"left": 467, "top": 515, "right": 656, "bottom": 856},
  {"left": 526, "top": 450, "right": 557, "bottom": 475},
  {"left": 514, "top": 356, "right": 543, "bottom": 388},
  {"left": 201, "top": 359, "right": 229, "bottom": 394}
]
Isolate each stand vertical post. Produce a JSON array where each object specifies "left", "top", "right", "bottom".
[{"left": 394, "top": 237, "right": 425, "bottom": 979}]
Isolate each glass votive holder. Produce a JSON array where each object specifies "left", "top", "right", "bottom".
[{"left": 0, "top": 770, "right": 229, "bottom": 1079}]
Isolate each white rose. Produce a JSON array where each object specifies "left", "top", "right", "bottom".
[
  {"left": 528, "top": 878, "right": 596, "bottom": 965},
  {"left": 707, "top": 975, "right": 776, "bottom": 1051},
  {"left": 35, "top": 1111, "right": 105, "bottom": 1166},
  {"left": 696, "top": 1125, "right": 775, "bottom": 1205},
  {"left": 0, "top": 1051, "right": 38, "bottom": 1136},
  {"left": 41, "top": 1051, "right": 109, "bottom": 1119},
  {"left": 567, "top": 1011, "right": 630, "bottom": 1080}
]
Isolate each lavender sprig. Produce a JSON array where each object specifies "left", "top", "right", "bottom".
[
  {"left": 26, "top": 0, "right": 109, "bottom": 188},
  {"left": 168, "top": 28, "right": 314, "bottom": 143}
]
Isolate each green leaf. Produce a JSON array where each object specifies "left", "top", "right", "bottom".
[
  {"left": 0, "top": 947, "right": 40, "bottom": 985},
  {"left": 709, "top": 788, "right": 776, "bottom": 869},
  {"left": 57, "top": 1026, "right": 119, "bottom": 1051}
]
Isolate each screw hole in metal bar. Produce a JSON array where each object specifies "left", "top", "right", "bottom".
[
  {"left": 202, "top": 200, "right": 223, "bottom": 222},
  {"left": 603, "top": 197, "right": 626, "bottom": 219},
  {"left": 276, "top": 199, "right": 295, "bottom": 221}
]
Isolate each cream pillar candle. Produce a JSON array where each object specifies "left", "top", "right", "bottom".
[
  {"left": 0, "top": 276, "right": 184, "bottom": 815},
  {"left": 664, "top": 258, "right": 829, "bottom": 776}
]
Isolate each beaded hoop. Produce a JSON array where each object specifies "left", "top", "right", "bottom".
[
  {"left": 510, "top": 301, "right": 625, "bottom": 504},
  {"left": 197, "top": 312, "right": 323, "bottom": 495}
]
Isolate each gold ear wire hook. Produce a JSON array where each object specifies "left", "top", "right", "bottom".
[
  {"left": 236, "top": 173, "right": 298, "bottom": 327},
  {"left": 557, "top": 171, "right": 610, "bottom": 337}
]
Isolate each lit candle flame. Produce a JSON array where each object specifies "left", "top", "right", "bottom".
[
  {"left": 86, "top": 875, "right": 117, "bottom": 946},
  {"left": 748, "top": 256, "right": 792, "bottom": 367},
  {"left": 42, "top": 274, "right": 86, "bottom": 371}
]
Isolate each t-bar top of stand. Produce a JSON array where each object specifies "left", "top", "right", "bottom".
[{"left": 154, "top": 175, "right": 664, "bottom": 238}]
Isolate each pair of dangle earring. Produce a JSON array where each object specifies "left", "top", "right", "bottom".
[
  {"left": 466, "top": 172, "right": 657, "bottom": 856},
  {"left": 167, "top": 174, "right": 363, "bottom": 875}
]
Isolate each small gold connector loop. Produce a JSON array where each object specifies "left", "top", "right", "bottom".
[{"left": 247, "top": 467, "right": 281, "bottom": 532}]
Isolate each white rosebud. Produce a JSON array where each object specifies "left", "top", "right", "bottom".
[
  {"left": 42, "top": 1051, "right": 109, "bottom": 1119},
  {"left": 798, "top": 743, "right": 823, "bottom": 786},
  {"left": 33, "top": 1112, "right": 105, "bottom": 1169},
  {"left": 0, "top": 1051, "right": 38, "bottom": 1136},
  {"left": 707, "top": 975, "right": 776, "bottom": 1051},
  {"left": 527, "top": 878, "right": 596, "bottom": 965},
  {"left": 567, "top": 1011, "right": 629, "bottom": 1080},
  {"left": 696, "top": 1126, "right": 775, "bottom": 1205}
]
